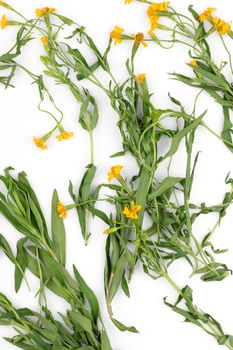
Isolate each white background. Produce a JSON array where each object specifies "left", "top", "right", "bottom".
[{"left": 0, "top": 0, "right": 233, "bottom": 349}]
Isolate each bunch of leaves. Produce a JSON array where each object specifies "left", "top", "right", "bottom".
[
  {"left": 133, "top": 2, "right": 233, "bottom": 153},
  {"left": 0, "top": 167, "right": 112, "bottom": 350},
  {"left": 28, "top": 13, "right": 233, "bottom": 347},
  {"left": 1, "top": 2, "right": 233, "bottom": 349}
]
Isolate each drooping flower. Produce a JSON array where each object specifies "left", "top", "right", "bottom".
[
  {"left": 134, "top": 73, "right": 146, "bottom": 83},
  {"left": 199, "top": 8, "right": 216, "bottom": 23},
  {"left": 36, "top": 7, "right": 56, "bottom": 17},
  {"left": 56, "top": 131, "right": 74, "bottom": 141},
  {"left": 110, "top": 25, "right": 124, "bottom": 45},
  {"left": 56, "top": 201, "right": 68, "bottom": 219},
  {"left": 123, "top": 203, "right": 142, "bottom": 220},
  {"left": 0, "top": 14, "right": 8, "bottom": 29},
  {"left": 108, "top": 165, "right": 123, "bottom": 182},
  {"left": 212, "top": 17, "right": 231, "bottom": 35},
  {"left": 189, "top": 60, "right": 198, "bottom": 67},
  {"left": 41, "top": 36, "right": 49, "bottom": 46},
  {"left": 132, "top": 32, "right": 148, "bottom": 47},
  {"left": 33, "top": 137, "right": 48, "bottom": 150}
]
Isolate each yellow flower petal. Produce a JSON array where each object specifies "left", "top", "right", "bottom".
[
  {"left": 123, "top": 203, "right": 142, "bottom": 220},
  {"left": 0, "top": 14, "right": 8, "bottom": 29},
  {"left": 33, "top": 137, "right": 48, "bottom": 150},
  {"left": 189, "top": 60, "right": 198, "bottom": 67},
  {"left": 56, "top": 131, "right": 74, "bottom": 141},
  {"left": 199, "top": 8, "right": 216, "bottom": 22},
  {"left": 108, "top": 165, "right": 123, "bottom": 182},
  {"left": 36, "top": 7, "right": 56, "bottom": 17},
  {"left": 134, "top": 73, "right": 146, "bottom": 83},
  {"left": 212, "top": 17, "right": 231, "bottom": 35},
  {"left": 41, "top": 36, "right": 49, "bottom": 46},
  {"left": 132, "top": 32, "right": 148, "bottom": 47},
  {"left": 110, "top": 25, "right": 124, "bottom": 45},
  {"left": 56, "top": 201, "right": 67, "bottom": 219}
]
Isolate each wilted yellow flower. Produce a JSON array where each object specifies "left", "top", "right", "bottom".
[
  {"left": 56, "top": 131, "right": 74, "bottom": 141},
  {"left": 0, "top": 14, "right": 8, "bottom": 29},
  {"left": 108, "top": 165, "right": 123, "bottom": 182},
  {"left": 189, "top": 60, "right": 198, "bottom": 67},
  {"left": 125, "top": 0, "right": 133, "bottom": 3},
  {"left": 134, "top": 74, "right": 146, "bottom": 83},
  {"left": 123, "top": 203, "right": 142, "bottom": 220},
  {"left": 57, "top": 201, "right": 67, "bottom": 219},
  {"left": 212, "top": 17, "right": 231, "bottom": 35},
  {"left": 36, "top": 7, "right": 56, "bottom": 17},
  {"left": 33, "top": 137, "right": 48, "bottom": 150},
  {"left": 199, "top": 8, "right": 216, "bottom": 22},
  {"left": 110, "top": 25, "right": 124, "bottom": 45},
  {"left": 132, "top": 32, "right": 148, "bottom": 47},
  {"left": 41, "top": 36, "right": 49, "bottom": 46}
]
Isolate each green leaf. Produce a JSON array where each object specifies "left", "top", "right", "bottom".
[
  {"left": 15, "top": 237, "right": 28, "bottom": 292},
  {"left": 111, "top": 318, "right": 138, "bottom": 333},
  {"left": 73, "top": 265, "right": 99, "bottom": 322},
  {"left": 101, "top": 329, "right": 112, "bottom": 350},
  {"left": 51, "top": 190, "right": 66, "bottom": 266},
  {"left": 148, "top": 177, "right": 182, "bottom": 201},
  {"left": 162, "top": 113, "right": 205, "bottom": 161}
]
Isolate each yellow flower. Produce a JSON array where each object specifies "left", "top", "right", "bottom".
[
  {"left": 189, "top": 60, "right": 198, "bottom": 67},
  {"left": 134, "top": 73, "right": 146, "bottom": 83},
  {"left": 35, "top": 7, "right": 56, "bottom": 17},
  {"left": 108, "top": 165, "right": 123, "bottom": 182},
  {"left": 56, "top": 201, "right": 67, "bottom": 219},
  {"left": 33, "top": 137, "right": 48, "bottom": 150},
  {"left": 148, "top": 15, "right": 160, "bottom": 35},
  {"left": 125, "top": 0, "right": 133, "bottom": 3},
  {"left": 212, "top": 17, "right": 231, "bottom": 35},
  {"left": 41, "top": 36, "right": 49, "bottom": 46},
  {"left": 56, "top": 131, "right": 74, "bottom": 141},
  {"left": 0, "top": 1, "right": 3, "bottom": 5},
  {"left": 153, "top": 1, "right": 170, "bottom": 11},
  {"left": 110, "top": 25, "right": 124, "bottom": 45},
  {"left": 0, "top": 14, "right": 8, "bottom": 29},
  {"left": 132, "top": 32, "right": 148, "bottom": 47},
  {"left": 199, "top": 8, "right": 216, "bottom": 23},
  {"left": 147, "top": 2, "right": 169, "bottom": 18},
  {"left": 123, "top": 203, "right": 142, "bottom": 220}
]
